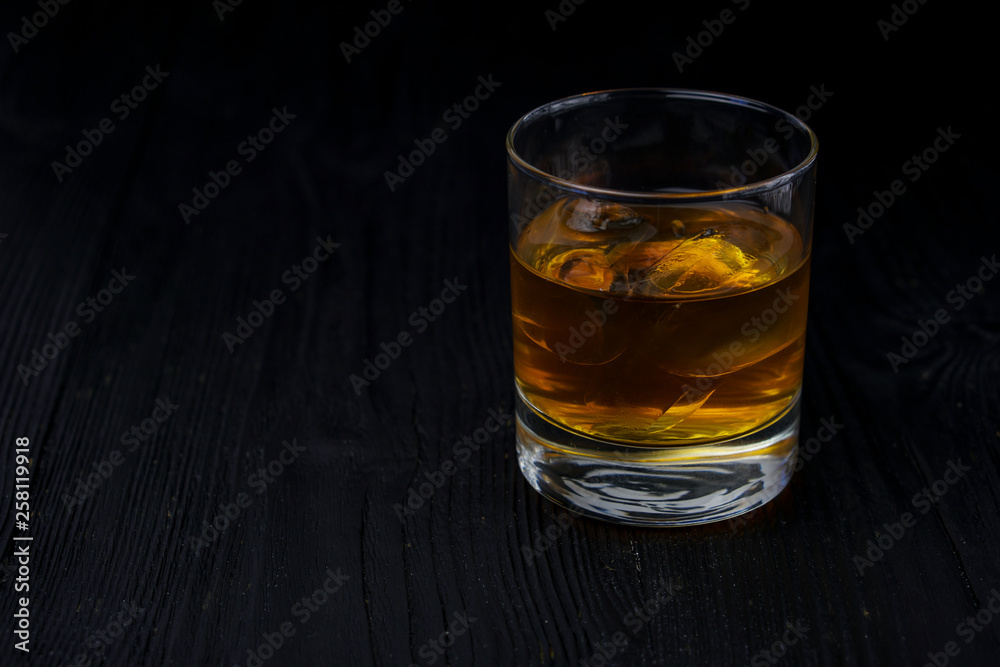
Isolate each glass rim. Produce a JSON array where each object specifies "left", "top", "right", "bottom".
[{"left": 505, "top": 87, "right": 819, "bottom": 201}]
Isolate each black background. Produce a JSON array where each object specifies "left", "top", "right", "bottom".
[{"left": 1, "top": 1, "right": 997, "bottom": 666}]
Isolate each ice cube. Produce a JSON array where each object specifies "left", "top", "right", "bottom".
[
  {"left": 630, "top": 226, "right": 781, "bottom": 296},
  {"left": 608, "top": 240, "right": 684, "bottom": 295},
  {"left": 538, "top": 248, "right": 615, "bottom": 291},
  {"left": 563, "top": 198, "right": 646, "bottom": 233},
  {"left": 522, "top": 197, "right": 652, "bottom": 247}
]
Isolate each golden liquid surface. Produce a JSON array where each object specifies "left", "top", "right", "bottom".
[{"left": 511, "top": 197, "right": 810, "bottom": 446}]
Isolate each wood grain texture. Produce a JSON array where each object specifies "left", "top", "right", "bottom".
[{"left": 0, "top": 1, "right": 997, "bottom": 665}]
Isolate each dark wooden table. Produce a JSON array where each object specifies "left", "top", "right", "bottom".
[{"left": 1, "top": 2, "right": 996, "bottom": 665}]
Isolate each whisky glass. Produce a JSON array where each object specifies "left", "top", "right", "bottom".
[{"left": 507, "top": 89, "right": 817, "bottom": 525}]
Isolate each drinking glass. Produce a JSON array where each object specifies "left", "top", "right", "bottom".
[{"left": 507, "top": 89, "right": 817, "bottom": 525}]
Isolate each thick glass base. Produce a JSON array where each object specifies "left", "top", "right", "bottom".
[{"left": 515, "top": 391, "right": 799, "bottom": 526}]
